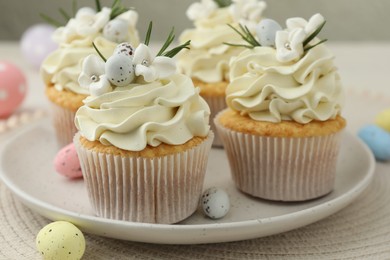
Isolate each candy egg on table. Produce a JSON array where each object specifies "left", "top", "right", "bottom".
[
  {"left": 201, "top": 187, "right": 230, "bottom": 219},
  {"left": 375, "top": 108, "right": 390, "bottom": 132},
  {"left": 54, "top": 143, "right": 83, "bottom": 179},
  {"left": 36, "top": 221, "right": 85, "bottom": 260},
  {"left": 358, "top": 124, "right": 390, "bottom": 161},
  {"left": 0, "top": 62, "right": 27, "bottom": 119},
  {"left": 20, "top": 23, "right": 58, "bottom": 69},
  {"left": 256, "top": 19, "right": 282, "bottom": 47},
  {"left": 105, "top": 54, "right": 135, "bottom": 87}
]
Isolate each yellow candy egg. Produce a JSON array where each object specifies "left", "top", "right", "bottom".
[
  {"left": 375, "top": 108, "right": 390, "bottom": 132},
  {"left": 36, "top": 221, "right": 85, "bottom": 260}
]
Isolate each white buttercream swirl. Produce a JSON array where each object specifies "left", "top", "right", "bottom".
[
  {"left": 178, "top": 4, "right": 265, "bottom": 83},
  {"left": 226, "top": 44, "right": 344, "bottom": 124},
  {"left": 41, "top": 9, "right": 139, "bottom": 95},
  {"left": 75, "top": 74, "right": 210, "bottom": 151}
]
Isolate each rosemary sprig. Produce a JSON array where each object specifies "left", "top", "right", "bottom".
[
  {"left": 303, "top": 20, "right": 326, "bottom": 47},
  {"left": 213, "top": 0, "right": 232, "bottom": 8},
  {"left": 157, "top": 27, "right": 176, "bottom": 56},
  {"left": 224, "top": 24, "right": 261, "bottom": 48},
  {"left": 110, "top": 0, "right": 130, "bottom": 20},
  {"left": 163, "top": 40, "right": 191, "bottom": 58},
  {"left": 59, "top": 8, "right": 71, "bottom": 21},
  {"left": 95, "top": 0, "right": 102, "bottom": 12},
  {"left": 72, "top": 0, "right": 78, "bottom": 17},
  {"left": 40, "top": 13, "right": 63, "bottom": 27},
  {"left": 304, "top": 39, "right": 328, "bottom": 52},
  {"left": 92, "top": 42, "right": 107, "bottom": 62},
  {"left": 144, "top": 21, "right": 153, "bottom": 45}
]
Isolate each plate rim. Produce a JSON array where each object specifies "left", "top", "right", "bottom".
[{"left": 0, "top": 118, "right": 376, "bottom": 244}]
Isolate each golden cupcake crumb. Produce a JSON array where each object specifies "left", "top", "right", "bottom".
[
  {"left": 78, "top": 135, "right": 208, "bottom": 158},
  {"left": 192, "top": 78, "right": 228, "bottom": 97},
  {"left": 46, "top": 85, "right": 86, "bottom": 112},
  {"left": 218, "top": 109, "right": 346, "bottom": 137}
]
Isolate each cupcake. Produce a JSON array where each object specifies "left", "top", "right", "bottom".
[
  {"left": 177, "top": 0, "right": 267, "bottom": 147},
  {"left": 215, "top": 14, "right": 346, "bottom": 201},
  {"left": 73, "top": 26, "right": 213, "bottom": 224},
  {"left": 41, "top": 1, "right": 139, "bottom": 147}
]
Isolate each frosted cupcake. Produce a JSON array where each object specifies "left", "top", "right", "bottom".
[
  {"left": 215, "top": 14, "right": 346, "bottom": 201},
  {"left": 73, "top": 27, "right": 213, "bottom": 224},
  {"left": 177, "top": 0, "right": 267, "bottom": 147},
  {"left": 41, "top": 1, "right": 139, "bottom": 147}
]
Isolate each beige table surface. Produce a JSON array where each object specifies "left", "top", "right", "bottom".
[{"left": 0, "top": 41, "right": 390, "bottom": 259}]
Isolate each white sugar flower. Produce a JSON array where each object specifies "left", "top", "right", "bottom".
[
  {"left": 275, "top": 28, "right": 306, "bottom": 62},
  {"left": 133, "top": 44, "right": 176, "bottom": 82},
  {"left": 79, "top": 55, "right": 112, "bottom": 96},
  {"left": 76, "top": 7, "right": 111, "bottom": 36},
  {"left": 186, "top": 0, "right": 218, "bottom": 21},
  {"left": 230, "top": 0, "right": 267, "bottom": 31},
  {"left": 286, "top": 13, "right": 325, "bottom": 38}
]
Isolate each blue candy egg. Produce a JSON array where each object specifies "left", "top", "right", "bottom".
[
  {"left": 256, "top": 19, "right": 282, "bottom": 47},
  {"left": 358, "top": 125, "right": 390, "bottom": 161}
]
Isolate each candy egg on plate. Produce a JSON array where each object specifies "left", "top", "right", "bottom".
[
  {"left": 375, "top": 108, "right": 390, "bottom": 132},
  {"left": 201, "top": 187, "right": 230, "bottom": 219},
  {"left": 54, "top": 143, "right": 82, "bottom": 179},
  {"left": 358, "top": 124, "right": 390, "bottom": 161}
]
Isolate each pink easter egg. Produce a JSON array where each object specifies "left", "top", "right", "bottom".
[
  {"left": 54, "top": 143, "right": 83, "bottom": 179},
  {"left": 20, "top": 23, "right": 58, "bottom": 69},
  {"left": 0, "top": 62, "right": 27, "bottom": 119}
]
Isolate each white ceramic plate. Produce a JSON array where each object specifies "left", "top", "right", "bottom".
[{"left": 0, "top": 118, "right": 375, "bottom": 244}]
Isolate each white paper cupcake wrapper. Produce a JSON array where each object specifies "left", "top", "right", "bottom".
[
  {"left": 201, "top": 95, "right": 227, "bottom": 148},
  {"left": 50, "top": 102, "right": 78, "bottom": 147},
  {"left": 215, "top": 115, "right": 343, "bottom": 201},
  {"left": 74, "top": 132, "right": 214, "bottom": 224}
]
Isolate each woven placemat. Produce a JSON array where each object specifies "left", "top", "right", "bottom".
[{"left": 1, "top": 162, "right": 390, "bottom": 259}]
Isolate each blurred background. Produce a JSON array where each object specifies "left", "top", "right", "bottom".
[{"left": 0, "top": 0, "right": 389, "bottom": 42}]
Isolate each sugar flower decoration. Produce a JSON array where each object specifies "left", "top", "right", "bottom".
[
  {"left": 186, "top": 0, "right": 218, "bottom": 21},
  {"left": 133, "top": 44, "right": 176, "bottom": 82},
  {"left": 79, "top": 55, "right": 112, "bottom": 96},
  {"left": 229, "top": 0, "right": 267, "bottom": 31}
]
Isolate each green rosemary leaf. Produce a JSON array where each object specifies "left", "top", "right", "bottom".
[
  {"left": 59, "top": 8, "right": 71, "bottom": 22},
  {"left": 95, "top": 0, "right": 102, "bottom": 12},
  {"left": 213, "top": 0, "right": 232, "bottom": 8},
  {"left": 92, "top": 42, "right": 107, "bottom": 62},
  {"left": 110, "top": 6, "right": 129, "bottom": 20},
  {"left": 303, "top": 20, "right": 326, "bottom": 47},
  {"left": 227, "top": 24, "right": 248, "bottom": 42},
  {"left": 157, "top": 27, "right": 175, "bottom": 56},
  {"left": 72, "top": 0, "right": 78, "bottom": 17},
  {"left": 163, "top": 40, "right": 191, "bottom": 58},
  {"left": 243, "top": 25, "right": 261, "bottom": 46},
  {"left": 303, "top": 39, "right": 328, "bottom": 52},
  {"left": 223, "top": 42, "right": 255, "bottom": 49},
  {"left": 111, "top": 0, "right": 120, "bottom": 9},
  {"left": 40, "top": 13, "right": 63, "bottom": 27},
  {"left": 144, "top": 21, "right": 153, "bottom": 46}
]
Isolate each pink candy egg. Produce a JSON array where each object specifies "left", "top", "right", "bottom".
[
  {"left": 54, "top": 143, "right": 83, "bottom": 179},
  {"left": 0, "top": 62, "right": 27, "bottom": 119},
  {"left": 20, "top": 23, "right": 58, "bottom": 69}
]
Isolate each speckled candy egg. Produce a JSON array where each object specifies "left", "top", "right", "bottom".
[
  {"left": 54, "top": 143, "right": 82, "bottom": 179},
  {"left": 114, "top": 42, "right": 135, "bottom": 58},
  {"left": 375, "top": 108, "right": 390, "bottom": 132},
  {"left": 36, "top": 221, "right": 85, "bottom": 260},
  {"left": 20, "top": 23, "right": 58, "bottom": 69},
  {"left": 105, "top": 54, "right": 135, "bottom": 87},
  {"left": 201, "top": 187, "right": 230, "bottom": 219},
  {"left": 256, "top": 19, "right": 282, "bottom": 47},
  {"left": 0, "top": 62, "right": 27, "bottom": 119},
  {"left": 103, "top": 18, "right": 129, "bottom": 43},
  {"left": 358, "top": 125, "right": 390, "bottom": 161}
]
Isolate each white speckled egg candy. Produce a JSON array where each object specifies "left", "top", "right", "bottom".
[
  {"left": 114, "top": 42, "right": 135, "bottom": 58},
  {"left": 103, "top": 18, "right": 129, "bottom": 43},
  {"left": 105, "top": 54, "right": 135, "bottom": 87},
  {"left": 201, "top": 187, "right": 230, "bottom": 219},
  {"left": 36, "top": 221, "right": 85, "bottom": 260},
  {"left": 256, "top": 19, "right": 282, "bottom": 47}
]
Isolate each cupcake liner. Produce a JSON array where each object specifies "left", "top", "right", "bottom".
[
  {"left": 73, "top": 132, "right": 214, "bottom": 224},
  {"left": 50, "top": 102, "right": 78, "bottom": 147},
  {"left": 201, "top": 95, "right": 226, "bottom": 148},
  {"left": 215, "top": 114, "right": 343, "bottom": 201}
]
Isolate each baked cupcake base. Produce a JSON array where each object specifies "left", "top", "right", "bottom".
[
  {"left": 193, "top": 79, "right": 227, "bottom": 148},
  {"left": 215, "top": 109, "right": 346, "bottom": 201},
  {"left": 46, "top": 86, "right": 86, "bottom": 147},
  {"left": 73, "top": 132, "right": 214, "bottom": 224}
]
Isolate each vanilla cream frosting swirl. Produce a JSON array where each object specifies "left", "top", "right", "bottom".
[
  {"left": 41, "top": 9, "right": 139, "bottom": 95},
  {"left": 75, "top": 74, "right": 210, "bottom": 151},
  {"left": 226, "top": 44, "right": 344, "bottom": 124},
  {"left": 178, "top": 8, "right": 251, "bottom": 83}
]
